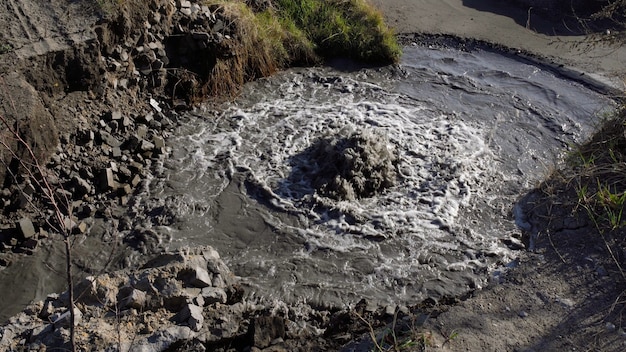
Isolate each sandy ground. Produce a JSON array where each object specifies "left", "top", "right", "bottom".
[
  {"left": 370, "top": 0, "right": 626, "bottom": 90},
  {"left": 364, "top": 1, "right": 626, "bottom": 351}
]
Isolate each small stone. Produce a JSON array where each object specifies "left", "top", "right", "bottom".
[
  {"left": 190, "top": 267, "right": 212, "bottom": 288},
  {"left": 153, "top": 136, "right": 165, "bottom": 149},
  {"left": 385, "top": 304, "right": 396, "bottom": 316},
  {"left": 99, "top": 168, "right": 117, "bottom": 190},
  {"left": 118, "top": 184, "right": 132, "bottom": 196},
  {"left": 112, "top": 147, "right": 122, "bottom": 158},
  {"left": 120, "top": 288, "right": 148, "bottom": 310},
  {"left": 73, "top": 175, "right": 92, "bottom": 196},
  {"left": 149, "top": 98, "right": 162, "bottom": 113},
  {"left": 18, "top": 217, "right": 36, "bottom": 239},
  {"left": 29, "top": 324, "right": 53, "bottom": 342},
  {"left": 76, "top": 222, "right": 88, "bottom": 234},
  {"left": 140, "top": 139, "right": 155, "bottom": 152},
  {"left": 99, "top": 131, "right": 122, "bottom": 148},
  {"left": 137, "top": 125, "right": 148, "bottom": 139},
  {"left": 176, "top": 304, "right": 204, "bottom": 332},
  {"left": 110, "top": 110, "right": 122, "bottom": 121},
  {"left": 518, "top": 311, "right": 528, "bottom": 318},
  {"left": 200, "top": 287, "right": 227, "bottom": 305},
  {"left": 52, "top": 307, "right": 83, "bottom": 329},
  {"left": 21, "top": 238, "right": 38, "bottom": 250},
  {"left": 252, "top": 316, "right": 285, "bottom": 349},
  {"left": 131, "top": 174, "right": 142, "bottom": 187}
]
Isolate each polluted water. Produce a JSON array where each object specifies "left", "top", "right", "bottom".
[{"left": 0, "top": 44, "right": 615, "bottom": 322}]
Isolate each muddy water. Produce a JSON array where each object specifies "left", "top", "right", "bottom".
[
  {"left": 144, "top": 46, "right": 613, "bottom": 307},
  {"left": 0, "top": 45, "right": 614, "bottom": 322}
]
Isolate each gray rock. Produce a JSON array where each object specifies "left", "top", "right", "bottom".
[
  {"left": 52, "top": 307, "right": 83, "bottom": 329},
  {"left": 152, "top": 136, "right": 165, "bottom": 150},
  {"left": 18, "top": 217, "right": 36, "bottom": 239},
  {"left": 518, "top": 311, "right": 528, "bottom": 318},
  {"left": 99, "top": 168, "right": 117, "bottom": 190},
  {"left": 29, "top": 324, "right": 53, "bottom": 343},
  {"left": 21, "top": 238, "right": 38, "bottom": 251},
  {"left": 73, "top": 175, "right": 92, "bottom": 196},
  {"left": 110, "top": 110, "right": 122, "bottom": 121},
  {"left": 120, "top": 287, "right": 148, "bottom": 310},
  {"left": 140, "top": 139, "right": 155, "bottom": 152},
  {"left": 137, "top": 125, "right": 148, "bottom": 139},
  {"left": 200, "top": 287, "right": 227, "bottom": 305},
  {"left": 99, "top": 131, "right": 122, "bottom": 148},
  {"left": 176, "top": 304, "right": 204, "bottom": 332},
  {"left": 191, "top": 266, "right": 212, "bottom": 288}
]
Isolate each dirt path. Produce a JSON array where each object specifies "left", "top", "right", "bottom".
[{"left": 370, "top": 0, "right": 626, "bottom": 91}]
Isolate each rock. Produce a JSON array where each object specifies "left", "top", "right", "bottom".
[
  {"left": 29, "top": 324, "right": 53, "bottom": 343},
  {"left": 137, "top": 125, "right": 148, "bottom": 139},
  {"left": 251, "top": 316, "right": 285, "bottom": 349},
  {"left": 140, "top": 139, "right": 156, "bottom": 152},
  {"left": 109, "top": 110, "right": 122, "bottom": 121},
  {"left": 190, "top": 266, "right": 212, "bottom": 288},
  {"left": 99, "top": 130, "right": 122, "bottom": 148},
  {"left": 75, "top": 221, "right": 88, "bottom": 234},
  {"left": 153, "top": 135, "right": 165, "bottom": 149},
  {"left": 200, "top": 287, "right": 227, "bottom": 305},
  {"left": 175, "top": 304, "right": 204, "bottom": 332},
  {"left": 119, "top": 287, "right": 148, "bottom": 310},
  {"left": 131, "top": 174, "right": 142, "bottom": 187},
  {"left": 21, "top": 238, "right": 38, "bottom": 251},
  {"left": 384, "top": 304, "right": 396, "bottom": 316},
  {"left": 18, "top": 217, "right": 36, "bottom": 239},
  {"left": 52, "top": 307, "right": 83, "bottom": 329},
  {"left": 150, "top": 98, "right": 162, "bottom": 113},
  {"left": 99, "top": 168, "right": 117, "bottom": 190},
  {"left": 518, "top": 311, "right": 528, "bottom": 318},
  {"left": 72, "top": 175, "right": 92, "bottom": 196}
]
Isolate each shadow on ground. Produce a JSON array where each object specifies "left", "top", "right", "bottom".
[{"left": 462, "top": 0, "right": 592, "bottom": 36}]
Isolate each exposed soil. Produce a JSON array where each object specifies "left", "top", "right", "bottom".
[{"left": 0, "top": 0, "right": 626, "bottom": 351}]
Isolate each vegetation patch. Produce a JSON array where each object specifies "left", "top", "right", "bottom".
[
  {"left": 272, "top": 0, "right": 401, "bottom": 63},
  {"left": 568, "top": 107, "right": 626, "bottom": 232},
  {"left": 190, "top": 0, "right": 401, "bottom": 97}
]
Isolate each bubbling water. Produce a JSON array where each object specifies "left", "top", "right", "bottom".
[{"left": 134, "top": 45, "right": 614, "bottom": 307}]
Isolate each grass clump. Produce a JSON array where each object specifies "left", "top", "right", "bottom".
[
  {"left": 201, "top": 0, "right": 400, "bottom": 96},
  {"left": 203, "top": 1, "right": 283, "bottom": 95},
  {"left": 568, "top": 107, "right": 626, "bottom": 232},
  {"left": 273, "top": 0, "right": 401, "bottom": 63}
]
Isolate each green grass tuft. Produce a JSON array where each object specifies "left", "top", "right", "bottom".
[
  {"left": 273, "top": 0, "right": 401, "bottom": 64},
  {"left": 570, "top": 106, "right": 626, "bottom": 232}
]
